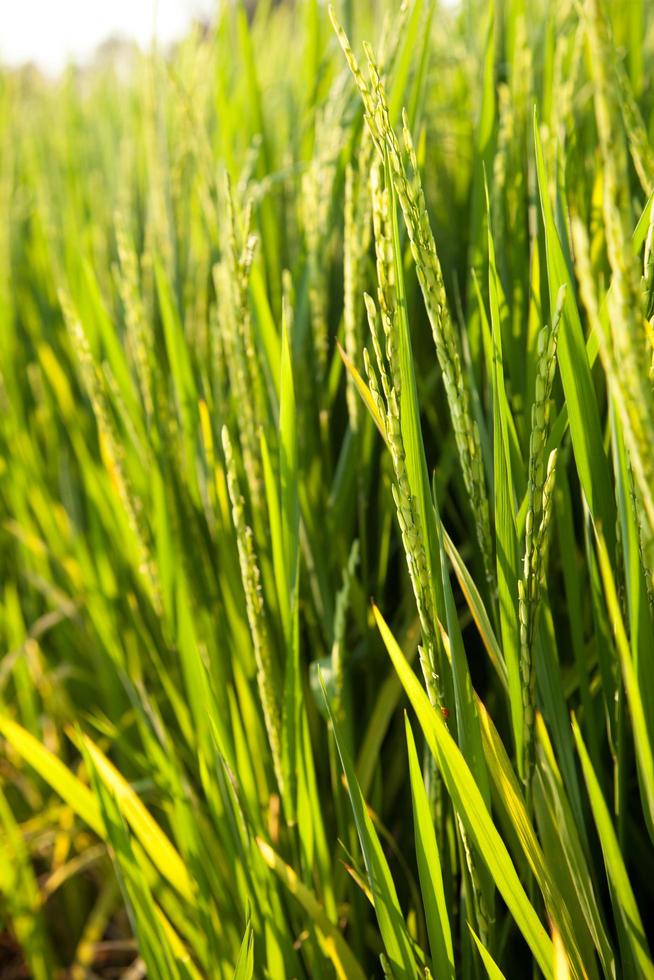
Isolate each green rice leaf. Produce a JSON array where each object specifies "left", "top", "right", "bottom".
[
  {"left": 572, "top": 716, "right": 654, "bottom": 979},
  {"left": 373, "top": 606, "right": 554, "bottom": 978},
  {"left": 322, "top": 675, "right": 417, "bottom": 979},
  {"left": 405, "top": 715, "right": 455, "bottom": 979}
]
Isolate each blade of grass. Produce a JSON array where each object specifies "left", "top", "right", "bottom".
[{"left": 374, "top": 605, "right": 554, "bottom": 978}]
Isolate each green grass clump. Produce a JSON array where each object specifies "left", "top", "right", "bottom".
[{"left": 2, "top": 0, "right": 654, "bottom": 976}]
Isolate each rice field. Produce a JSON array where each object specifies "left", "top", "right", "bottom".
[{"left": 1, "top": 0, "right": 654, "bottom": 977}]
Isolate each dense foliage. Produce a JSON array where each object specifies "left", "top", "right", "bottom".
[{"left": 1, "top": 0, "right": 654, "bottom": 976}]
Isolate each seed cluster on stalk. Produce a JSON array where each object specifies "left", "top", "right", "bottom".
[
  {"left": 519, "top": 285, "right": 564, "bottom": 786},
  {"left": 331, "top": 8, "right": 494, "bottom": 587}
]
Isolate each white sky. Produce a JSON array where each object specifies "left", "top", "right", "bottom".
[{"left": 0, "top": 0, "right": 217, "bottom": 74}]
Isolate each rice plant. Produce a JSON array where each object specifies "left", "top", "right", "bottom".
[{"left": 1, "top": 0, "right": 654, "bottom": 977}]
